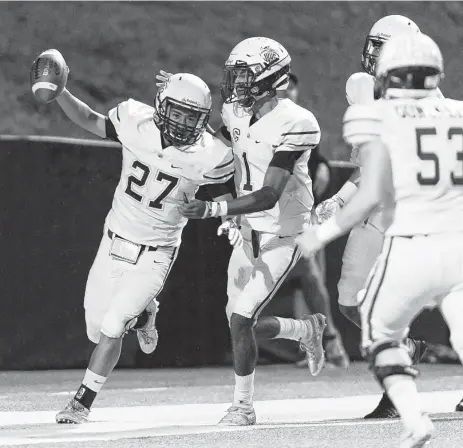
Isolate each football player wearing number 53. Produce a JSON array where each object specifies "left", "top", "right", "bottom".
[
  {"left": 31, "top": 50, "right": 241, "bottom": 424},
  {"left": 178, "top": 37, "right": 327, "bottom": 426}
]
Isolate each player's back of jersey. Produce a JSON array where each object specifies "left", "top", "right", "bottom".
[{"left": 378, "top": 95, "right": 463, "bottom": 236}]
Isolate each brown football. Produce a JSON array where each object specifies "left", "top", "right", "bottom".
[{"left": 30, "top": 49, "right": 68, "bottom": 103}]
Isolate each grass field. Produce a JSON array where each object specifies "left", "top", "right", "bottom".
[
  {"left": 2, "top": 2, "right": 463, "bottom": 159},
  {"left": 1, "top": 363, "right": 463, "bottom": 447}
]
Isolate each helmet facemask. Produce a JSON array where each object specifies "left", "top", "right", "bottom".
[
  {"left": 220, "top": 62, "right": 290, "bottom": 109},
  {"left": 154, "top": 96, "right": 210, "bottom": 147},
  {"left": 361, "top": 36, "right": 387, "bottom": 75}
]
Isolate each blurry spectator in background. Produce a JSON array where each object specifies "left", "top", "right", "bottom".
[{"left": 258, "top": 74, "right": 349, "bottom": 368}]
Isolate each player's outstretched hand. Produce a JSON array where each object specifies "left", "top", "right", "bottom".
[
  {"left": 156, "top": 70, "right": 173, "bottom": 87},
  {"left": 295, "top": 226, "right": 325, "bottom": 259},
  {"left": 217, "top": 220, "right": 243, "bottom": 248},
  {"left": 315, "top": 195, "right": 344, "bottom": 224},
  {"left": 179, "top": 199, "right": 207, "bottom": 219}
]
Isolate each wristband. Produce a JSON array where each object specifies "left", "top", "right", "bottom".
[
  {"left": 202, "top": 202, "right": 211, "bottom": 219},
  {"left": 315, "top": 218, "right": 342, "bottom": 244},
  {"left": 336, "top": 181, "right": 358, "bottom": 205},
  {"left": 218, "top": 201, "right": 228, "bottom": 217}
]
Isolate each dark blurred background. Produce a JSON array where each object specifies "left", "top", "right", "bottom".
[{"left": 0, "top": 2, "right": 461, "bottom": 370}]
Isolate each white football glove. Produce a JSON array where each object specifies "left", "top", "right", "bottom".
[
  {"left": 315, "top": 195, "right": 345, "bottom": 224},
  {"left": 217, "top": 219, "right": 243, "bottom": 248},
  {"left": 155, "top": 70, "right": 173, "bottom": 87}
]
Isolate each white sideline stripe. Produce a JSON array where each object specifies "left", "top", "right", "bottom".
[
  {"left": 0, "top": 390, "right": 461, "bottom": 428},
  {"left": 49, "top": 387, "right": 169, "bottom": 396}
]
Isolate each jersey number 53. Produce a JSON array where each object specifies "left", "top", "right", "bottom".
[{"left": 416, "top": 127, "right": 463, "bottom": 186}]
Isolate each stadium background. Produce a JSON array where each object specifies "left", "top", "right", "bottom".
[{"left": 0, "top": 1, "right": 462, "bottom": 370}]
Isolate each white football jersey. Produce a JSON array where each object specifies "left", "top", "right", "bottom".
[
  {"left": 221, "top": 99, "right": 320, "bottom": 235},
  {"left": 105, "top": 99, "right": 234, "bottom": 247},
  {"left": 343, "top": 93, "right": 463, "bottom": 236}
]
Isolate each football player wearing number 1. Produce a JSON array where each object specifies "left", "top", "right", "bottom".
[
  {"left": 297, "top": 33, "right": 463, "bottom": 447},
  {"left": 35, "top": 55, "right": 237, "bottom": 424},
  {"left": 180, "top": 37, "right": 326, "bottom": 426}
]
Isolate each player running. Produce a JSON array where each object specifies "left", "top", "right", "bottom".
[
  {"left": 32, "top": 53, "right": 240, "bottom": 424},
  {"left": 315, "top": 15, "right": 431, "bottom": 419},
  {"left": 297, "top": 31, "right": 463, "bottom": 448},
  {"left": 178, "top": 37, "right": 326, "bottom": 426}
]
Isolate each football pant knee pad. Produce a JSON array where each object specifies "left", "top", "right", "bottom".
[
  {"left": 365, "top": 340, "right": 419, "bottom": 387},
  {"left": 100, "top": 312, "right": 137, "bottom": 339}
]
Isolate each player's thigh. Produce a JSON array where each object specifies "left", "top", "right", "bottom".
[
  {"left": 360, "top": 237, "right": 437, "bottom": 349},
  {"left": 439, "top": 290, "right": 463, "bottom": 360},
  {"left": 228, "top": 233, "right": 300, "bottom": 321},
  {"left": 84, "top": 231, "right": 115, "bottom": 339},
  {"left": 338, "top": 222, "right": 384, "bottom": 307},
  {"left": 110, "top": 246, "right": 178, "bottom": 322}
]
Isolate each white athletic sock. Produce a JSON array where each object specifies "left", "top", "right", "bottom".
[
  {"left": 386, "top": 377, "right": 423, "bottom": 429},
  {"left": 233, "top": 371, "right": 255, "bottom": 407},
  {"left": 274, "top": 317, "right": 312, "bottom": 341},
  {"left": 82, "top": 369, "right": 107, "bottom": 393}
]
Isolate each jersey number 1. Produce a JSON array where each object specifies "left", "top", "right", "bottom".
[
  {"left": 416, "top": 127, "right": 463, "bottom": 185},
  {"left": 125, "top": 160, "right": 179, "bottom": 209},
  {"left": 242, "top": 153, "right": 253, "bottom": 191}
]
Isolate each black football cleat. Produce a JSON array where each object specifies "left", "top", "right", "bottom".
[
  {"left": 455, "top": 398, "right": 463, "bottom": 412},
  {"left": 364, "top": 393, "right": 399, "bottom": 419}
]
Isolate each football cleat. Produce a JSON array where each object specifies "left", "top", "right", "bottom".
[
  {"left": 400, "top": 414, "right": 435, "bottom": 448},
  {"left": 299, "top": 313, "right": 327, "bottom": 376},
  {"left": 137, "top": 300, "right": 159, "bottom": 354},
  {"left": 55, "top": 399, "right": 90, "bottom": 424},
  {"left": 218, "top": 404, "right": 256, "bottom": 426},
  {"left": 364, "top": 393, "right": 399, "bottom": 419}
]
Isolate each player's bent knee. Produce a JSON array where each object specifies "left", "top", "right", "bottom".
[
  {"left": 364, "top": 340, "right": 418, "bottom": 386},
  {"left": 100, "top": 312, "right": 137, "bottom": 339},
  {"left": 86, "top": 325, "right": 101, "bottom": 344}
]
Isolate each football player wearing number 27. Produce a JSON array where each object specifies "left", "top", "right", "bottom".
[
  {"left": 30, "top": 49, "right": 240, "bottom": 424},
  {"left": 175, "top": 37, "right": 327, "bottom": 426},
  {"left": 297, "top": 33, "right": 463, "bottom": 448}
]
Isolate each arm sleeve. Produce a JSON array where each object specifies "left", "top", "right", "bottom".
[
  {"left": 268, "top": 150, "right": 304, "bottom": 174},
  {"left": 105, "top": 117, "right": 119, "bottom": 142}
]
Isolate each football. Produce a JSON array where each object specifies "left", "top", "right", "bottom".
[{"left": 30, "top": 49, "right": 68, "bottom": 103}]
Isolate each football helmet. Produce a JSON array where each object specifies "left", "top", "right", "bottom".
[
  {"left": 153, "top": 73, "right": 211, "bottom": 147},
  {"left": 220, "top": 37, "right": 291, "bottom": 108},
  {"left": 361, "top": 15, "right": 420, "bottom": 76},
  {"left": 375, "top": 33, "right": 443, "bottom": 98}
]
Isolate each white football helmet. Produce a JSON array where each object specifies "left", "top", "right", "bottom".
[
  {"left": 361, "top": 15, "right": 420, "bottom": 75},
  {"left": 153, "top": 73, "right": 212, "bottom": 146},
  {"left": 375, "top": 33, "right": 443, "bottom": 98},
  {"left": 221, "top": 37, "right": 291, "bottom": 108}
]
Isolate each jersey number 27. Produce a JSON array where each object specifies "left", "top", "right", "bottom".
[{"left": 125, "top": 160, "right": 179, "bottom": 209}]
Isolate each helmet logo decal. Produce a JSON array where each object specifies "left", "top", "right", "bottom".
[
  {"left": 233, "top": 128, "right": 241, "bottom": 142},
  {"left": 260, "top": 46, "right": 279, "bottom": 65}
]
